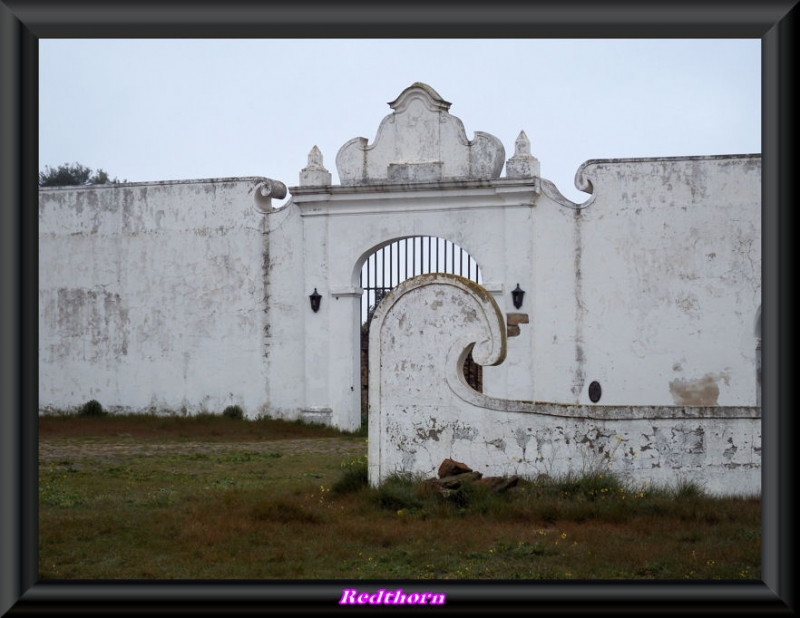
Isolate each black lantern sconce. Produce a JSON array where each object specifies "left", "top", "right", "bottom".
[
  {"left": 511, "top": 284, "right": 525, "bottom": 309},
  {"left": 309, "top": 288, "right": 322, "bottom": 313}
]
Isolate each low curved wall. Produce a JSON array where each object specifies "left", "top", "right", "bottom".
[{"left": 368, "top": 274, "right": 760, "bottom": 496}]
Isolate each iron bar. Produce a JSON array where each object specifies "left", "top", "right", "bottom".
[{"left": 360, "top": 236, "right": 482, "bottom": 324}]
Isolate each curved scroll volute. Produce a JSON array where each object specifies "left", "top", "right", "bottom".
[
  {"left": 252, "top": 178, "right": 288, "bottom": 212},
  {"left": 367, "top": 273, "right": 507, "bottom": 486}
]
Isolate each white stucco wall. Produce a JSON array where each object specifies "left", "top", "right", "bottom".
[
  {"left": 39, "top": 178, "right": 271, "bottom": 416},
  {"left": 37, "top": 162, "right": 761, "bottom": 424},
  {"left": 532, "top": 155, "right": 761, "bottom": 407},
  {"left": 256, "top": 199, "right": 306, "bottom": 420},
  {"left": 37, "top": 160, "right": 761, "bottom": 426}
]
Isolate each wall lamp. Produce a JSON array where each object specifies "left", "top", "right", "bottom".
[
  {"left": 309, "top": 288, "right": 322, "bottom": 313},
  {"left": 511, "top": 284, "right": 525, "bottom": 309}
]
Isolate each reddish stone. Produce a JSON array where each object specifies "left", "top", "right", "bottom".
[{"left": 438, "top": 458, "right": 473, "bottom": 478}]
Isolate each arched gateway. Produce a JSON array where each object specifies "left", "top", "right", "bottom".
[{"left": 276, "top": 82, "right": 542, "bottom": 431}]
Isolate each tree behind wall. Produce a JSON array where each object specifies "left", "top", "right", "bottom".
[{"left": 38, "top": 162, "right": 126, "bottom": 187}]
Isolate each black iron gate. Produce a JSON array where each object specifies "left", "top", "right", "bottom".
[{"left": 360, "top": 237, "right": 484, "bottom": 416}]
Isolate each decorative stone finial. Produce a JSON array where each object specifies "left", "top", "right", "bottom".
[
  {"left": 505, "top": 130, "right": 540, "bottom": 180},
  {"left": 300, "top": 145, "right": 332, "bottom": 186},
  {"left": 515, "top": 131, "right": 531, "bottom": 156}
]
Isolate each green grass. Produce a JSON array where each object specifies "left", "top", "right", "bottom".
[{"left": 39, "top": 413, "right": 760, "bottom": 580}]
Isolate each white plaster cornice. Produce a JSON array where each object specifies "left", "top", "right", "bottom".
[{"left": 289, "top": 179, "right": 539, "bottom": 217}]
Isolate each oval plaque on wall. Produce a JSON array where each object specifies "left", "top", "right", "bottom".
[{"left": 588, "top": 381, "right": 602, "bottom": 403}]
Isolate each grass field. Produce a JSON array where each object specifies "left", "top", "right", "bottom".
[{"left": 39, "top": 412, "right": 761, "bottom": 580}]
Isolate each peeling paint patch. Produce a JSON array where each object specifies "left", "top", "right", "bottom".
[
  {"left": 669, "top": 372, "right": 729, "bottom": 406},
  {"left": 415, "top": 425, "right": 443, "bottom": 442},
  {"left": 723, "top": 438, "right": 738, "bottom": 459},
  {"left": 486, "top": 437, "right": 506, "bottom": 452},
  {"left": 453, "top": 423, "right": 479, "bottom": 441}
]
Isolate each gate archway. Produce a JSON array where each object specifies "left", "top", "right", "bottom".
[
  {"left": 288, "top": 82, "right": 540, "bottom": 432},
  {"left": 359, "top": 236, "right": 484, "bottom": 419}
]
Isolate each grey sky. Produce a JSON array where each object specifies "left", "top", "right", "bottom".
[{"left": 39, "top": 38, "right": 760, "bottom": 203}]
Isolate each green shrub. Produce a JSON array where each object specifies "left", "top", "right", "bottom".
[
  {"left": 332, "top": 455, "right": 369, "bottom": 495},
  {"left": 371, "top": 474, "right": 426, "bottom": 511},
  {"left": 222, "top": 405, "right": 244, "bottom": 420},
  {"left": 443, "top": 478, "right": 497, "bottom": 512},
  {"left": 670, "top": 477, "right": 706, "bottom": 500},
  {"left": 79, "top": 399, "right": 106, "bottom": 417}
]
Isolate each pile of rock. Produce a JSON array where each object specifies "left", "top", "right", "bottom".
[{"left": 425, "top": 458, "right": 520, "bottom": 495}]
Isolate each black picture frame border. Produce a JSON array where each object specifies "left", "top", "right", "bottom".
[{"left": 1, "top": 1, "right": 795, "bottom": 615}]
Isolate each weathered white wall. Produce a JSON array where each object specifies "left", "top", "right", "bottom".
[
  {"left": 256, "top": 195, "right": 306, "bottom": 420},
  {"left": 38, "top": 83, "right": 761, "bottom": 443},
  {"left": 369, "top": 274, "right": 760, "bottom": 496},
  {"left": 39, "top": 178, "right": 271, "bottom": 416},
  {"left": 533, "top": 155, "right": 761, "bottom": 407}
]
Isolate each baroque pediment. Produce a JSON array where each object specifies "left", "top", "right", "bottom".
[{"left": 336, "top": 83, "right": 505, "bottom": 185}]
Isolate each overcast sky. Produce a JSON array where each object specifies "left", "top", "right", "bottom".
[{"left": 39, "top": 38, "right": 760, "bottom": 203}]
